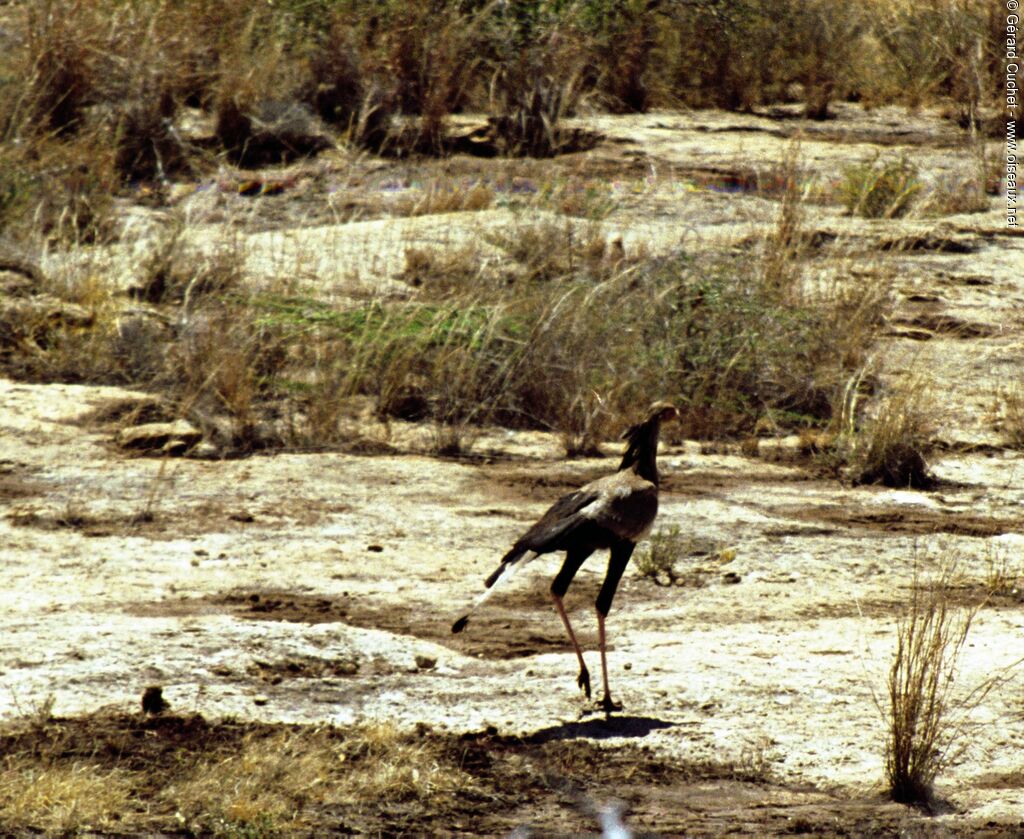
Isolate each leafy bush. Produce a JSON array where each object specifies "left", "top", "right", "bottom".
[{"left": 634, "top": 525, "right": 690, "bottom": 585}]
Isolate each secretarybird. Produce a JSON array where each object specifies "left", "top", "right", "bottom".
[{"left": 453, "top": 401, "right": 678, "bottom": 713}]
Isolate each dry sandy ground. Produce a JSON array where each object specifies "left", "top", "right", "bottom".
[{"left": 4, "top": 106, "right": 1024, "bottom": 835}]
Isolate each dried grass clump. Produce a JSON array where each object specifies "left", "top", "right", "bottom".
[
  {"left": 998, "top": 381, "right": 1024, "bottom": 450},
  {"left": 0, "top": 132, "right": 119, "bottom": 245},
  {"left": 168, "top": 298, "right": 288, "bottom": 450},
  {"left": 15, "top": 1, "right": 202, "bottom": 182},
  {"left": 400, "top": 245, "right": 487, "bottom": 296},
  {"left": 134, "top": 222, "right": 243, "bottom": 305},
  {"left": 918, "top": 172, "right": 990, "bottom": 217},
  {"left": 634, "top": 524, "right": 690, "bottom": 586},
  {"left": 839, "top": 155, "right": 922, "bottom": 219},
  {"left": 393, "top": 182, "right": 495, "bottom": 218},
  {"left": 167, "top": 723, "right": 473, "bottom": 835},
  {"left": 885, "top": 561, "right": 981, "bottom": 806},
  {"left": 848, "top": 377, "right": 936, "bottom": 488},
  {"left": 486, "top": 217, "right": 616, "bottom": 283},
  {"left": 22, "top": 0, "right": 104, "bottom": 137},
  {"left": 486, "top": 10, "right": 591, "bottom": 158},
  {"left": 381, "top": 3, "right": 487, "bottom": 153},
  {"left": 314, "top": 225, "right": 884, "bottom": 454},
  {"left": 585, "top": 0, "right": 662, "bottom": 113},
  {"left": 304, "top": 18, "right": 391, "bottom": 149},
  {"left": 0, "top": 714, "right": 474, "bottom": 835},
  {"left": 0, "top": 759, "right": 135, "bottom": 834}
]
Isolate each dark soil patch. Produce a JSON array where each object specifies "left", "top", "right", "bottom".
[
  {"left": 888, "top": 313, "right": 999, "bottom": 338},
  {"left": 5, "top": 495, "right": 341, "bottom": 539},
  {"left": 780, "top": 504, "right": 1024, "bottom": 538},
  {"left": 3, "top": 504, "right": 250, "bottom": 539},
  {"left": 2, "top": 711, "right": 1018, "bottom": 836},
  {"left": 0, "top": 474, "right": 43, "bottom": 501},
  {"left": 789, "top": 582, "right": 1024, "bottom": 622},
  {"left": 132, "top": 576, "right": 615, "bottom": 661},
  {"left": 880, "top": 234, "right": 977, "bottom": 254}
]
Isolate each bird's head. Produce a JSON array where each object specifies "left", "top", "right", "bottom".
[
  {"left": 619, "top": 401, "right": 677, "bottom": 480},
  {"left": 620, "top": 401, "right": 678, "bottom": 442},
  {"left": 646, "top": 401, "right": 679, "bottom": 425}
]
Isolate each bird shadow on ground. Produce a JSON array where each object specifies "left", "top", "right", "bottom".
[{"left": 522, "top": 714, "right": 677, "bottom": 744}]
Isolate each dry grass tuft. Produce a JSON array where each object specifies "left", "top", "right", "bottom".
[
  {"left": 134, "top": 222, "right": 244, "bottom": 306},
  {"left": 0, "top": 759, "right": 135, "bottom": 834},
  {"left": 393, "top": 181, "right": 495, "bottom": 217},
  {"left": 164, "top": 722, "right": 475, "bottom": 835},
  {"left": 995, "top": 382, "right": 1024, "bottom": 449},
  {"left": 401, "top": 245, "right": 486, "bottom": 296},
  {"left": 839, "top": 155, "right": 922, "bottom": 219},
  {"left": 634, "top": 524, "right": 689, "bottom": 584},
  {"left": 634, "top": 526, "right": 736, "bottom": 588},
  {"left": 885, "top": 560, "right": 980, "bottom": 806},
  {"left": 0, "top": 714, "right": 474, "bottom": 835},
  {"left": 919, "top": 172, "right": 990, "bottom": 217},
  {"left": 847, "top": 376, "right": 936, "bottom": 488},
  {"left": 983, "top": 546, "right": 1024, "bottom": 601},
  {"left": 486, "top": 9, "right": 591, "bottom": 158}
]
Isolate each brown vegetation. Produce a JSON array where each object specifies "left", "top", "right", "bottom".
[
  {"left": 0, "top": 710, "right": 802, "bottom": 835},
  {"left": 885, "top": 560, "right": 988, "bottom": 807},
  {"left": 0, "top": 0, "right": 1005, "bottom": 179}
]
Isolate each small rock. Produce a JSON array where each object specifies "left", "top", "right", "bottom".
[
  {"left": 722, "top": 571, "right": 742, "bottom": 585},
  {"left": 253, "top": 694, "right": 269, "bottom": 706},
  {"left": 162, "top": 438, "right": 193, "bottom": 457},
  {"left": 190, "top": 441, "right": 220, "bottom": 459},
  {"left": 367, "top": 544, "right": 384, "bottom": 552},
  {"left": 335, "top": 659, "right": 360, "bottom": 676},
  {"left": 415, "top": 655, "right": 437, "bottom": 671},
  {"left": 141, "top": 685, "right": 168, "bottom": 714},
  {"left": 117, "top": 420, "right": 202, "bottom": 452}
]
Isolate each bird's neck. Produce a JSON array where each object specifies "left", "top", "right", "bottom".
[{"left": 619, "top": 420, "right": 661, "bottom": 485}]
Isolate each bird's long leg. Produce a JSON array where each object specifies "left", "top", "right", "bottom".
[
  {"left": 597, "top": 610, "right": 618, "bottom": 713},
  {"left": 551, "top": 547, "right": 593, "bottom": 698},
  {"left": 595, "top": 541, "right": 634, "bottom": 715},
  {"left": 552, "top": 593, "right": 591, "bottom": 699}
]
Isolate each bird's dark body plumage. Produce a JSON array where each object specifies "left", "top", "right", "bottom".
[{"left": 452, "top": 401, "right": 678, "bottom": 712}]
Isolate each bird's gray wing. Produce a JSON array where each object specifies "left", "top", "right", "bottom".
[
  {"left": 504, "top": 487, "right": 603, "bottom": 557},
  {"left": 453, "top": 487, "right": 604, "bottom": 633}
]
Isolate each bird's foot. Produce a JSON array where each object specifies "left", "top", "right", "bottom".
[
  {"left": 599, "top": 694, "right": 622, "bottom": 716},
  {"left": 577, "top": 666, "right": 592, "bottom": 700}
]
